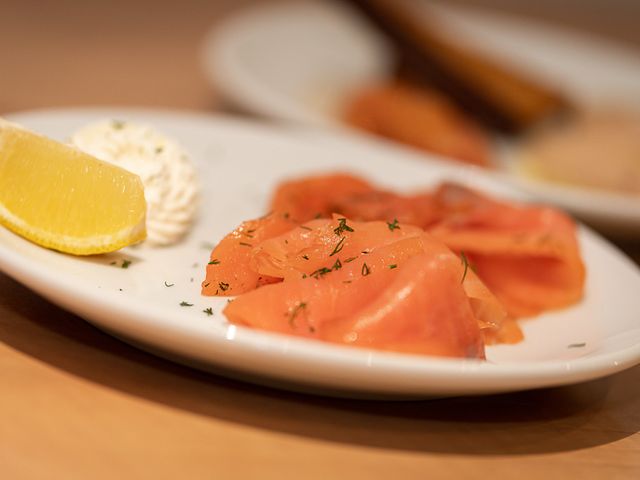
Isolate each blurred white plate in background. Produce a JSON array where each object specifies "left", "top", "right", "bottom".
[
  {"left": 202, "top": 0, "right": 640, "bottom": 236},
  {"left": 1, "top": 108, "right": 639, "bottom": 397}
]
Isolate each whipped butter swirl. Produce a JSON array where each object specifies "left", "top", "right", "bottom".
[{"left": 71, "top": 120, "right": 199, "bottom": 246}]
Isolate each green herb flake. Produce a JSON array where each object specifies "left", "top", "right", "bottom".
[
  {"left": 208, "top": 259, "right": 220, "bottom": 265},
  {"left": 387, "top": 218, "right": 400, "bottom": 231},
  {"left": 361, "top": 263, "right": 371, "bottom": 276},
  {"left": 334, "top": 218, "right": 354, "bottom": 236},
  {"left": 218, "top": 282, "right": 230, "bottom": 292},
  {"left": 121, "top": 259, "right": 132, "bottom": 269},
  {"left": 344, "top": 256, "right": 357, "bottom": 263},
  {"left": 310, "top": 267, "right": 332, "bottom": 279},
  {"left": 460, "top": 251, "right": 469, "bottom": 284},
  {"left": 238, "top": 242, "right": 253, "bottom": 247},
  {"left": 329, "top": 236, "right": 345, "bottom": 256},
  {"left": 164, "top": 281, "right": 175, "bottom": 287},
  {"left": 203, "top": 307, "right": 214, "bottom": 316},
  {"left": 332, "top": 258, "right": 342, "bottom": 270},
  {"left": 302, "top": 254, "right": 310, "bottom": 260},
  {"left": 180, "top": 301, "right": 194, "bottom": 307},
  {"left": 389, "top": 264, "right": 397, "bottom": 269},
  {"left": 287, "top": 301, "right": 307, "bottom": 327}
]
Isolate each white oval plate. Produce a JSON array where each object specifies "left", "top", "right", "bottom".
[
  {"left": 202, "top": 1, "right": 640, "bottom": 236},
  {"left": 1, "top": 108, "right": 640, "bottom": 397}
]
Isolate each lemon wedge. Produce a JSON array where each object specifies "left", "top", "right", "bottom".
[{"left": 0, "top": 122, "right": 146, "bottom": 255}]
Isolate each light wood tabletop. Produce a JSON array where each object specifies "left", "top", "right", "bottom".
[{"left": 1, "top": 1, "right": 639, "bottom": 478}]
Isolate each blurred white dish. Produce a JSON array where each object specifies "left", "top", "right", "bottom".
[
  {"left": 203, "top": 0, "right": 640, "bottom": 236},
  {"left": 1, "top": 108, "right": 639, "bottom": 398}
]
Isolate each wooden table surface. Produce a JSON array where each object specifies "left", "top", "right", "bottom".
[{"left": 1, "top": 1, "right": 639, "bottom": 478}]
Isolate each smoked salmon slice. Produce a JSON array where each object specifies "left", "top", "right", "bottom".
[
  {"left": 202, "top": 212, "right": 294, "bottom": 296},
  {"left": 225, "top": 233, "right": 494, "bottom": 358},
  {"left": 343, "top": 82, "right": 492, "bottom": 167},
  {"left": 270, "top": 173, "right": 374, "bottom": 223},
  {"left": 429, "top": 184, "right": 585, "bottom": 318},
  {"left": 251, "top": 215, "right": 423, "bottom": 280}
]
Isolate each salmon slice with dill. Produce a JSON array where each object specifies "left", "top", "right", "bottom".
[
  {"left": 202, "top": 211, "right": 295, "bottom": 296},
  {"left": 269, "top": 173, "right": 375, "bottom": 222},
  {"left": 250, "top": 215, "right": 423, "bottom": 281},
  {"left": 428, "top": 184, "right": 585, "bottom": 318},
  {"left": 225, "top": 238, "right": 495, "bottom": 358}
]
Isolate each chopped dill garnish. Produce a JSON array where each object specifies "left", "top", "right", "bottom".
[
  {"left": 568, "top": 342, "right": 586, "bottom": 348},
  {"left": 238, "top": 242, "right": 253, "bottom": 247},
  {"left": 332, "top": 258, "right": 342, "bottom": 270},
  {"left": 344, "top": 256, "right": 357, "bottom": 263},
  {"left": 302, "top": 254, "right": 309, "bottom": 260},
  {"left": 387, "top": 218, "right": 400, "bottom": 231},
  {"left": 180, "top": 301, "right": 193, "bottom": 307},
  {"left": 361, "top": 263, "right": 371, "bottom": 276},
  {"left": 288, "top": 301, "right": 307, "bottom": 327},
  {"left": 329, "top": 237, "right": 345, "bottom": 256},
  {"left": 121, "top": 259, "right": 132, "bottom": 269},
  {"left": 460, "top": 251, "right": 469, "bottom": 283},
  {"left": 310, "top": 267, "right": 332, "bottom": 279},
  {"left": 361, "top": 250, "right": 370, "bottom": 255},
  {"left": 203, "top": 307, "right": 213, "bottom": 316},
  {"left": 204, "top": 282, "right": 210, "bottom": 288},
  {"left": 334, "top": 218, "right": 354, "bottom": 236},
  {"left": 208, "top": 259, "right": 220, "bottom": 265},
  {"left": 164, "top": 281, "right": 175, "bottom": 287},
  {"left": 243, "top": 232, "right": 254, "bottom": 238},
  {"left": 218, "top": 282, "right": 230, "bottom": 292},
  {"left": 389, "top": 264, "right": 397, "bottom": 269},
  {"left": 300, "top": 225, "right": 313, "bottom": 231}
]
